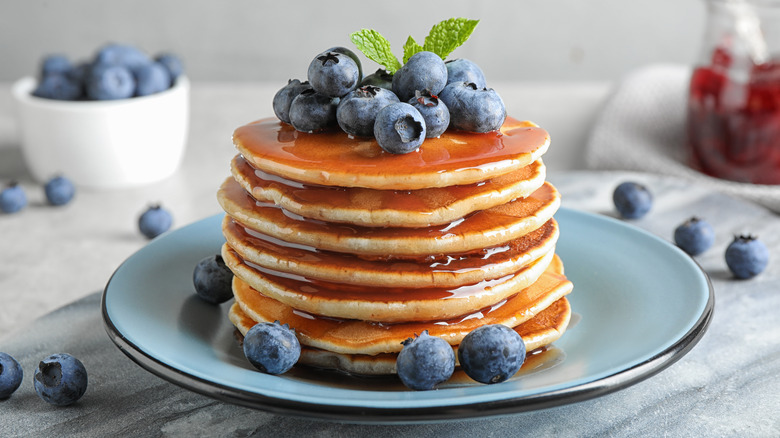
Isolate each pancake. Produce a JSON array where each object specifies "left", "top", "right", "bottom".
[
  {"left": 218, "top": 177, "right": 561, "bottom": 257},
  {"left": 222, "top": 215, "right": 559, "bottom": 288},
  {"left": 224, "top": 244, "right": 556, "bottom": 322},
  {"left": 231, "top": 154, "right": 547, "bottom": 228},
  {"left": 233, "top": 117, "right": 550, "bottom": 190}
]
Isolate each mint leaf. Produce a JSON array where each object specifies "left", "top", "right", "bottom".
[
  {"left": 350, "top": 29, "right": 402, "bottom": 74},
  {"left": 402, "top": 36, "right": 424, "bottom": 64},
  {"left": 422, "top": 18, "right": 480, "bottom": 60}
]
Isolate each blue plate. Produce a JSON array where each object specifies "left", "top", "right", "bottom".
[{"left": 102, "top": 208, "right": 713, "bottom": 423}]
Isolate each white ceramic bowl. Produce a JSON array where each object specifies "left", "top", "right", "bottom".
[{"left": 12, "top": 76, "right": 189, "bottom": 189}]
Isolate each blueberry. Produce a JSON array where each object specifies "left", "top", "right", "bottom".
[
  {"left": 726, "top": 235, "right": 769, "bottom": 279},
  {"left": 33, "top": 353, "right": 88, "bottom": 406},
  {"left": 288, "top": 89, "right": 338, "bottom": 133},
  {"left": 273, "top": 79, "right": 313, "bottom": 125},
  {"left": 438, "top": 82, "right": 506, "bottom": 132},
  {"left": 0, "top": 182, "right": 27, "bottom": 214},
  {"left": 193, "top": 255, "right": 234, "bottom": 304},
  {"left": 0, "top": 352, "right": 23, "bottom": 399},
  {"left": 373, "top": 102, "right": 426, "bottom": 154},
  {"left": 396, "top": 331, "right": 455, "bottom": 390},
  {"left": 132, "top": 62, "right": 171, "bottom": 96},
  {"left": 32, "top": 74, "right": 82, "bottom": 100},
  {"left": 243, "top": 321, "right": 301, "bottom": 374},
  {"left": 154, "top": 53, "right": 184, "bottom": 81},
  {"left": 40, "top": 54, "right": 72, "bottom": 78},
  {"left": 445, "top": 58, "right": 487, "bottom": 88},
  {"left": 94, "top": 43, "right": 151, "bottom": 70},
  {"left": 307, "top": 50, "right": 360, "bottom": 98},
  {"left": 43, "top": 175, "right": 76, "bottom": 206},
  {"left": 325, "top": 46, "right": 363, "bottom": 83},
  {"left": 391, "top": 51, "right": 448, "bottom": 101},
  {"left": 458, "top": 324, "right": 526, "bottom": 384},
  {"left": 138, "top": 204, "right": 173, "bottom": 239},
  {"left": 360, "top": 68, "right": 393, "bottom": 91},
  {"left": 337, "top": 85, "right": 400, "bottom": 137},
  {"left": 408, "top": 89, "right": 450, "bottom": 138},
  {"left": 613, "top": 181, "right": 652, "bottom": 219},
  {"left": 86, "top": 64, "right": 135, "bottom": 100},
  {"left": 674, "top": 217, "right": 715, "bottom": 256}
]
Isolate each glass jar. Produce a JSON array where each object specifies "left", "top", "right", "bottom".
[{"left": 687, "top": 0, "right": 780, "bottom": 184}]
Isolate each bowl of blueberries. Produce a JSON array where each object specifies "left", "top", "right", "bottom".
[{"left": 11, "top": 43, "right": 189, "bottom": 189}]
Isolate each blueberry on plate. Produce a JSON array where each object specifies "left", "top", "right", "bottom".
[
  {"left": 0, "top": 352, "right": 23, "bottom": 399},
  {"left": 32, "top": 74, "right": 82, "bottom": 101},
  {"left": 132, "top": 62, "right": 171, "bottom": 96},
  {"left": 674, "top": 217, "right": 715, "bottom": 256},
  {"left": 288, "top": 89, "right": 339, "bottom": 133},
  {"left": 0, "top": 182, "right": 27, "bottom": 214},
  {"left": 243, "top": 321, "right": 301, "bottom": 375},
  {"left": 726, "top": 235, "right": 769, "bottom": 279},
  {"left": 612, "top": 181, "right": 652, "bottom": 219},
  {"left": 438, "top": 82, "right": 506, "bottom": 133},
  {"left": 33, "top": 353, "right": 88, "bottom": 406},
  {"left": 86, "top": 64, "right": 136, "bottom": 100},
  {"left": 373, "top": 102, "right": 426, "bottom": 154},
  {"left": 154, "top": 53, "right": 184, "bottom": 81},
  {"left": 458, "top": 324, "right": 526, "bottom": 384},
  {"left": 138, "top": 204, "right": 173, "bottom": 239},
  {"left": 408, "top": 89, "right": 450, "bottom": 138},
  {"left": 337, "top": 85, "right": 400, "bottom": 137},
  {"left": 193, "top": 254, "right": 234, "bottom": 304},
  {"left": 391, "top": 51, "right": 448, "bottom": 101},
  {"left": 44, "top": 175, "right": 76, "bottom": 206},
  {"left": 273, "top": 79, "right": 313, "bottom": 125},
  {"left": 360, "top": 68, "right": 393, "bottom": 91},
  {"left": 445, "top": 58, "right": 487, "bottom": 88},
  {"left": 307, "top": 50, "right": 360, "bottom": 98},
  {"left": 396, "top": 330, "right": 455, "bottom": 390}
]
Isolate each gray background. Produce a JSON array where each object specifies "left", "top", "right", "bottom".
[{"left": 2, "top": 0, "right": 704, "bottom": 83}]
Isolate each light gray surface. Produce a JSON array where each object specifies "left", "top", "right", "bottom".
[
  {"left": 1, "top": 170, "right": 779, "bottom": 437},
  {"left": 1, "top": 0, "right": 704, "bottom": 82}
]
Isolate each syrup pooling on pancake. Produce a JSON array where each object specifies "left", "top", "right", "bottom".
[
  {"left": 218, "top": 177, "right": 561, "bottom": 256},
  {"left": 233, "top": 117, "right": 550, "bottom": 190},
  {"left": 231, "top": 154, "right": 547, "bottom": 228},
  {"left": 222, "top": 215, "right": 559, "bottom": 288}
]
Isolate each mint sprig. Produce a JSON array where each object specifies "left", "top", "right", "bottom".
[{"left": 351, "top": 17, "right": 480, "bottom": 73}]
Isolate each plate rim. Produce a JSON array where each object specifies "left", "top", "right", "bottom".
[{"left": 101, "top": 208, "right": 714, "bottom": 423}]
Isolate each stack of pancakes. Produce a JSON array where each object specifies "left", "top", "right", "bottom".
[{"left": 218, "top": 117, "right": 573, "bottom": 376}]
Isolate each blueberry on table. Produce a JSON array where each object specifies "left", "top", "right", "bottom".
[
  {"left": 373, "top": 102, "right": 426, "bottom": 154},
  {"left": 132, "top": 62, "right": 172, "bottom": 96},
  {"left": 612, "top": 181, "right": 652, "bottom": 219},
  {"left": 32, "top": 74, "right": 82, "bottom": 100},
  {"left": 391, "top": 51, "right": 448, "bottom": 101},
  {"left": 0, "top": 352, "right": 23, "bottom": 399},
  {"left": 288, "top": 89, "right": 338, "bottom": 133},
  {"left": 726, "top": 235, "right": 769, "bottom": 279},
  {"left": 273, "top": 79, "right": 313, "bottom": 125},
  {"left": 438, "top": 81, "right": 506, "bottom": 133},
  {"left": 44, "top": 175, "right": 76, "bottom": 206},
  {"left": 674, "top": 217, "right": 715, "bottom": 256},
  {"left": 243, "top": 321, "right": 301, "bottom": 375},
  {"left": 193, "top": 255, "right": 234, "bottom": 304},
  {"left": 33, "top": 353, "right": 88, "bottom": 406},
  {"left": 138, "top": 204, "right": 173, "bottom": 239},
  {"left": 307, "top": 50, "right": 360, "bottom": 98},
  {"left": 408, "top": 89, "right": 450, "bottom": 138},
  {"left": 86, "top": 64, "right": 136, "bottom": 100},
  {"left": 458, "top": 324, "right": 526, "bottom": 384},
  {"left": 0, "top": 182, "right": 27, "bottom": 214},
  {"left": 445, "top": 58, "right": 487, "bottom": 88},
  {"left": 396, "top": 330, "right": 455, "bottom": 390},
  {"left": 337, "top": 85, "right": 400, "bottom": 137},
  {"left": 360, "top": 68, "right": 393, "bottom": 91}
]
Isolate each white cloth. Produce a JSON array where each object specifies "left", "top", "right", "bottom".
[{"left": 586, "top": 63, "right": 780, "bottom": 213}]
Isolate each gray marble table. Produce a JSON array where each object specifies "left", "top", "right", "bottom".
[{"left": 2, "top": 170, "right": 779, "bottom": 437}]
